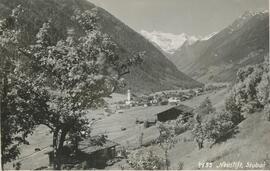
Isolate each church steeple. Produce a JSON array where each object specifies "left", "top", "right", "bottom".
[{"left": 126, "top": 89, "right": 131, "bottom": 105}]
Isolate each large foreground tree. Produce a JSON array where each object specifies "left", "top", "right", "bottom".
[
  {"left": 17, "top": 8, "right": 143, "bottom": 169},
  {"left": 0, "top": 6, "right": 40, "bottom": 169}
]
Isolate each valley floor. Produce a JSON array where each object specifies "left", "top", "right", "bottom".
[{"left": 4, "top": 87, "right": 270, "bottom": 170}]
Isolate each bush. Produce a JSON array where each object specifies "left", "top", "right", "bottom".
[
  {"left": 174, "top": 124, "right": 188, "bottom": 135},
  {"left": 196, "top": 97, "right": 215, "bottom": 117},
  {"left": 171, "top": 116, "right": 191, "bottom": 135},
  {"left": 264, "top": 154, "right": 270, "bottom": 169},
  {"left": 256, "top": 70, "right": 270, "bottom": 106},
  {"left": 225, "top": 94, "right": 244, "bottom": 125},
  {"left": 178, "top": 161, "right": 184, "bottom": 170},
  {"left": 265, "top": 104, "right": 270, "bottom": 121},
  {"left": 192, "top": 98, "right": 235, "bottom": 149},
  {"left": 203, "top": 110, "right": 234, "bottom": 143},
  {"left": 192, "top": 120, "right": 205, "bottom": 149},
  {"left": 192, "top": 98, "right": 216, "bottom": 149},
  {"left": 192, "top": 110, "right": 235, "bottom": 149},
  {"left": 127, "top": 149, "right": 165, "bottom": 170},
  {"left": 204, "top": 84, "right": 216, "bottom": 91},
  {"left": 160, "top": 100, "right": 168, "bottom": 105},
  {"left": 228, "top": 57, "right": 269, "bottom": 116}
]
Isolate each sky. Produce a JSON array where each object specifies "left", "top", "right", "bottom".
[{"left": 88, "top": 0, "right": 269, "bottom": 37}]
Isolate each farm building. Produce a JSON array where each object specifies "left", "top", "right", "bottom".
[
  {"left": 156, "top": 104, "right": 194, "bottom": 122},
  {"left": 144, "top": 118, "right": 157, "bottom": 128},
  {"left": 47, "top": 136, "right": 119, "bottom": 169},
  {"left": 77, "top": 136, "right": 119, "bottom": 168}
]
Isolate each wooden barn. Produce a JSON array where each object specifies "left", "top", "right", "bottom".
[
  {"left": 156, "top": 104, "right": 194, "bottom": 122},
  {"left": 47, "top": 136, "right": 119, "bottom": 169},
  {"left": 76, "top": 136, "right": 119, "bottom": 169}
]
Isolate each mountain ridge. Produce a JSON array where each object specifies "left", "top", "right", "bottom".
[
  {"left": 0, "top": 0, "right": 203, "bottom": 94},
  {"left": 169, "top": 10, "right": 269, "bottom": 83}
]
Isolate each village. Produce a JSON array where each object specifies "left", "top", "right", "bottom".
[{"left": 4, "top": 83, "right": 228, "bottom": 170}]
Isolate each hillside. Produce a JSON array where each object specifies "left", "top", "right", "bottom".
[
  {"left": 3, "top": 86, "right": 228, "bottom": 170},
  {"left": 0, "top": 0, "right": 202, "bottom": 94},
  {"left": 169, "top": 11, "right": 269, "bottom": 83},
  {"left": 4, "top": 84, "right": 270, "bottom": 170},
  {"left": 109, "top": 88, "right": 270, "bottom": 170},
  {"left": 168, "top": 111, "right": 270, "bottom": 169}
]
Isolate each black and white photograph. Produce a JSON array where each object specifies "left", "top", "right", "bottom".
[{"left": 0, "top": 0, "right": 269, "bottom": 170}]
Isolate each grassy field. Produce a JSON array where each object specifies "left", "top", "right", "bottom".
[
  {"left": 166, "top": 110, "right": 270, "bottom": 170},
  {"left": 4, "top": 125, "right": 52, "bottom": 170},
  {"left": 90, "top": 105, "right": 173, "bottom": 148},
  {"left": 107, "top": 87, "right": 270, "bottom": 170},
  {"left": 4, "top": 87, "right": 231, "bottom": 170}
]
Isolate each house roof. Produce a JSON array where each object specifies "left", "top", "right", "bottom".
[
  {"left": 174, "top": 104, "right": 194, "bottom": 113},
  {"left": 156, "top": 104, "right": 194, "bottom": 116},
  {"left": 78, "top": 136, "right": 119, "bottom": 154}
]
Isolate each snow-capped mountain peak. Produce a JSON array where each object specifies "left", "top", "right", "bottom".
[{"left": 140, "top": 30, "right": 198, "bottom": 54}]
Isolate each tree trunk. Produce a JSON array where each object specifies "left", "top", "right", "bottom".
[
  {"left": 199, "top": 142, "right": 203, "bottom": 149},
  {"left": 58, "top": 129, "right": 67, "bottom": 152},
  {"left": 196, "top": 139, "right": 203, "bottom": 150},
  {"left": 164, "top": 149, "right": 169, "bottom": 170},
  {"left": 74, "top": 135, "right": 79, "bottom": 153},
  {"left": 53, "top": 129, "right": 59, "bottom": 170},
  {"left": 54, "top": 129, "right": 68, "bottom": 170},
  {"left": 1, "top": 74, "right": 8, "bottom": 170}
]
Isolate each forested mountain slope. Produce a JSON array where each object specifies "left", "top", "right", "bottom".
[
  {"left": 0, "top": 0, "right": 202, "bottom": 93},
  {"left": 170, "top": 11, "right": 269, "bottom": 83}
]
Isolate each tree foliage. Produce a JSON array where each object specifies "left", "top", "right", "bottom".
[
  {"left": 195, "top": 97, "right": 215, "bottom": 117},
  {"left": 256, "top": 56, "right": 270, "bottom": 106},
  {"left": 192, "top": 114, "right": 205, "bottom": 149},
  {"left": 225, "top": 94, "right": 244, "bottom": 125},
  {"left": 127, "top": 148, "right": 165, "bottom": 170},
  {"left": 155, "top": 122, "right": 178, "bottom": 169},
  {"left": 192, "top": 98, "right": 234, "bottom": 149},
  {"left": 1, "top": 7, "right": 143, "bottom": 169},
  {"left": 25, "top": 8, "right": 141, "bottom": 169},
  {"left": 192, "top": 97, "right": 215, "bottom": 149},
  {"left": 0, "top": 6, "right": 39, "bottom": 166},
  {"left": 203, "top": 110, "right": 234, "bottom": 143},
  {"left": 226, "top": 56, "right": 269, "bottom": 115}
]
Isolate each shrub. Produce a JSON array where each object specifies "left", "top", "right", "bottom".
[
  {"left": 192, "top": 119, "right": 205, "bottom": 149},
  {"left": 204, "top": 84, "right": 216, "bottom": 91},
  {"left": 160, "top": 100, "right": 168, "bottom": 105},
  {"left": 192, "top": 110, "right": 235, "bottom": 149},
  {"left": 192, "top": 98, "right": 216, "bottom": 149},
  {"left": 264, "top": 154, "right": 270, "bottom": 169},
  {"left": 265, "top": 104, "right": 270, "bottom": 121},
  {"left": 193, "top": 97, "right": 235, "bottom": 149},
  {"left": 196, "top": 97, "right": 215, "bottom": 117},
  {"left": 228, "top": 57, "right": 269, "bottom": 116},
  {"left": 225, "top": 94, "right": 244, "bottom": 125},
  {"left": 203, "top": 110, "right": 234, "bottom": 143},
  {"left": 178, "top": 161, "right": 184, "bottom": 170},
  {"left": 174, "top": 124, "right": 188, "bottom": 135},
  {"left": 256, "top": 70, "right": 270, "bottom": 106},
  {"left": 127, "top": 149, "right": 165, "bottom": 170}
]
